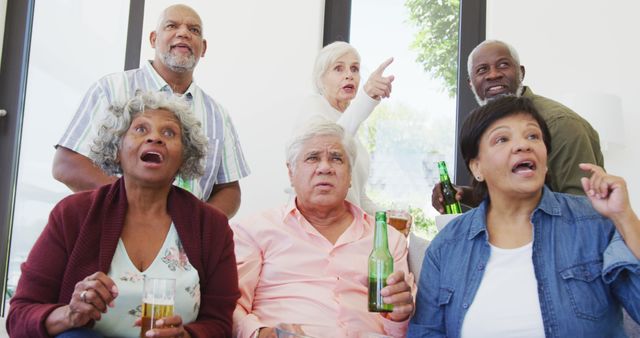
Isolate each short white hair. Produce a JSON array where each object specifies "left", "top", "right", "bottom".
[
  {"left": 286, "top": 119, "right": 356, "bottom": 174},
  {"left": 312, "top": 41, "right": 361, "bottom": 95},
  {"left": 467, "top": 40, "right": 521, "bottom": 79}
]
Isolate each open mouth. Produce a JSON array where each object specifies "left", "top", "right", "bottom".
[
  {"left": 141, "top": 151, "right": 163, "bottom": 164},
  {"left": 485, "top": 85, "right": 508, "bottom": 96},
  {"left": 171, "top": 44, "right": 192, "bottom": 53},
  {"left": 342, "top": 84, "right": 355, "bottom": 91},
  {"left": 512, "top": 160, "right": 536, "bottom": 173}
]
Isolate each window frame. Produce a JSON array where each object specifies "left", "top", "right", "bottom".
[{"left": 324, "top": 0, "right": 486, "bottom": 185}]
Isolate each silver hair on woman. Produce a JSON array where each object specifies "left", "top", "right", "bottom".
[
  {"left": 312, "top": 41, "right": 361, "bottom": 95},
  {"left": 89, "top": 90, "right": 208, "bottom": 180},
  {"left": 286, "top": 118, "right": 357, "bottom": 174}
]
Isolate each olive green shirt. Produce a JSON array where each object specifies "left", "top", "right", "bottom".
[{"left": 522, "top": 87, "right": 604, "bottom": 196}]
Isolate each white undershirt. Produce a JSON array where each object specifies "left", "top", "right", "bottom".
[{"left": 461, "top": 241, "right": 545, "bottom": 338}]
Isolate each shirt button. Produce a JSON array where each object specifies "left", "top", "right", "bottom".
[
  {"left": 462, "top": 303, "right": 469, "bottom": 309},
  {"left": 478, "top": 264, "right": 484, "bottom": 270}
]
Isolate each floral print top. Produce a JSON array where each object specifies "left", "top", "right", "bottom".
[{"left": 94, "top": 224, "right": 200, "bottom": 337}]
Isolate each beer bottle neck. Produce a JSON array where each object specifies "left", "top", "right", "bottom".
[
  {"left": 439, "top": 173, "right": 451, "bottom": 184},
  {"left": 438, "top": 162, "right": 452, "bottom": 184},
  {"left": 373, "top": 219, "right": 390, "bottom": 251}
]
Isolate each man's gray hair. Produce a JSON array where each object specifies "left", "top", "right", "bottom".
[
  {"left": 286, "top": 119, "right": 357, "bottom": 174},
  {"left": 312, "top": 41, "right": 361, "bottom": 95},
  {"left": 89, "top": 91, "right": 208, "bottom": 180},
  {"left": 467, "top": 39, "right": 521, "bottom": 79}
]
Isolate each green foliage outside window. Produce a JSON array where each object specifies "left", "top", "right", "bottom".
[{"left": 405, "top": 0, "right": 460, "bottom": 98}]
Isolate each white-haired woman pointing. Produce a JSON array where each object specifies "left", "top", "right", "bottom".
[{"left": 292, "top": 41, "right": 394, "bottom": 215}]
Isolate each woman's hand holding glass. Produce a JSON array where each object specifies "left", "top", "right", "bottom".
[
  {"left": 135, "top": 315, "right": 191, "bottom": 338},
  {"left": 580, "top": 163, "right": 640, "bottom": 258},
  {"left": 380, "top": 271, "right": 414, "bottom": 322}
]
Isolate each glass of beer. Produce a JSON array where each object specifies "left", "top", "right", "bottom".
[
  {"left": 140, "top": 277, "right": 175, "bottom": 338},
  {"left": 387, "top": 208, "right": 411, "bottom": 235}
]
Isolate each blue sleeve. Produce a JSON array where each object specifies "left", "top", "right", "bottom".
[
  {"left": 602, "top": 231, "right": 640, "bottom": 322},
  {"left": 407, "top": 246, "right": 448, "bottom": 338}
]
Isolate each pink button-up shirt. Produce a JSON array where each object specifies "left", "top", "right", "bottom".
[{"left": 231, "top": 200, "right": 410, "bottom": 338}]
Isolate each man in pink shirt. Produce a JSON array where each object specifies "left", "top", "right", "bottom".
[{"left": 232, "top": 121, "right": 413, "bottom": 338}]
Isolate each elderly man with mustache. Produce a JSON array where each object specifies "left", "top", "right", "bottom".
[{"left": 53, "top": 4, "right": 250, "bottom": 218}]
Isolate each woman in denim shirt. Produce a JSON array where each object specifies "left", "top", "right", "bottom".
[{"left": 408, "top": 96, "right": 640, "bottom": 338}]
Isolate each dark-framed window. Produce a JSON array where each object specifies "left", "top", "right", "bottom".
[{"left": 323, "top": 0, "right": 486, "bottom": 186}]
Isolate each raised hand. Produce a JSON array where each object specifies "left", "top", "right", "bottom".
[
  {"left": 580, "top": 163, "right": 640, "bottom": 259},
  {"left": 579, "top": 163, "right": 630, "bottom": 218},
  {"left": 364, "top": 57, "right": 395, "bottom": 100}
]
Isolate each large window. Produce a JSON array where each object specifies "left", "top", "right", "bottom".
[
  {"left": 5, "top": 0, "right": 129, "bottom": 307},
  {"left": 350, "top": 0, "right": 459, "bottom": 238}
]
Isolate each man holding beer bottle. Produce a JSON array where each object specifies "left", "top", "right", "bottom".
[
  {"left": 432, "top": 39, "right": 603, "bottom": 212},
  {"left": 231, "top": 122, "right": 414, "bottom": 338}
]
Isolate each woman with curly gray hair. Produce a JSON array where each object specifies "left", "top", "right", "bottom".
[{"left": 8, "top": 91, "right": 240, "bottom": 338}]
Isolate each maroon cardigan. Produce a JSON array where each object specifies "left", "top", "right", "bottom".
[{"left": 7, "top": 178, "right": 239, "bottom": 337}]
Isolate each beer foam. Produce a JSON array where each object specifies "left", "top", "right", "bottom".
[{"left": 142, "top": 298, "right": 174, "bottom": 305}]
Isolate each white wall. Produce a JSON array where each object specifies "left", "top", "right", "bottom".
[
  {"left": 140, "top": 1, "right": 325, "bottom": 219},
  {"left": 487, "top": 0, "right": 640, "bottom": 211}
]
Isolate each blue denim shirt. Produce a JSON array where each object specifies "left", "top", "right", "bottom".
[{"left": 408, "top": 187, "right": 640, "bottom": 338}]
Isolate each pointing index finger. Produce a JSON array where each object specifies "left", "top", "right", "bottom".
[
  {"left": 372, "top": 57, "right": 394, "bottom": 76},
  {"left": 579, "top": 163, "right": 605, "bottom": 175}
]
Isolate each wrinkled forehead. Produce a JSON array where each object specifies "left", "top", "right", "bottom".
[
  {"left": 300, "top": 135, "right": 345, "bottom": 154},
  {"left": 326, "top": 51, "right": 360, "bottom": 71},
  {"left": 472, "top": 43, "right": 515, "bottom": 67},
  {"left": 134, "top": 108, "right": 181, "bottom": 124},
  {"left": 157, "top": 5, "right": 203, "bottom": 29}
]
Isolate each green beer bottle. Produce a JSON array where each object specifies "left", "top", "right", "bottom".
[
  {"left": 368, "top": 211, "right": 394, "bottom": 312},
  {"left": 437, "top": 161, "right": 462, "bottom": 214}
]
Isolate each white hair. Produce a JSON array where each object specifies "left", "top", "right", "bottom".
[
  {"left": 286, "top": 119, "right": 356, "bottom": 174},
  {"left": 467, "top": 40, "right": 524, "bottom": 106},
  {"left": 312, "top": 41, "right": 361, "bottom": 95},
  {"left": 90, "top": 91, "right": 208, "bottom": 180},
  {"left": 467, "top": 40, "right": 521, "bottom": 79}
]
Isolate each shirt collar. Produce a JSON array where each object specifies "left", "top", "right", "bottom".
[
  {"left": 143, "top": 60, "right": 195, "bottom": 100},
  {"left": 467, "top": 185, "right": 562, "bottom": 240},
  {"left": 283, "top": 198, "right": 370, "bottom": 240}
]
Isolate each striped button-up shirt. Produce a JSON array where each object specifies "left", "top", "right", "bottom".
[{"left": 58, "top": 61, "right": 250, "bottom": 200}]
